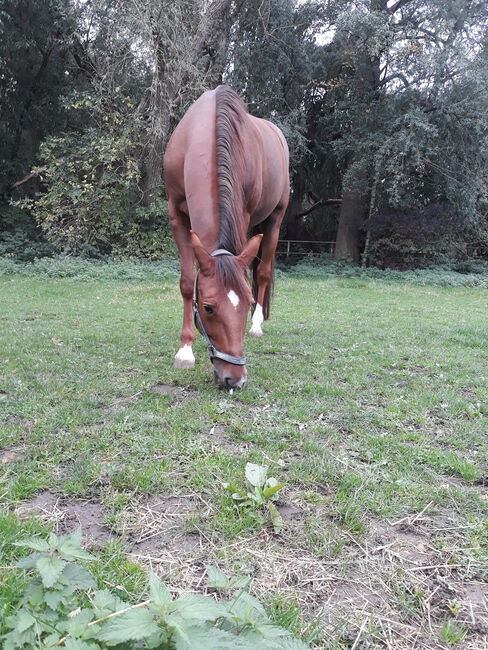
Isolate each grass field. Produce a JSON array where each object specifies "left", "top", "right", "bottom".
[{"left": 1, "top": 266, "right": 487, "bottom": 648}]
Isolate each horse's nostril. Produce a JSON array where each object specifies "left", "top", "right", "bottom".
[{"left": 224, "top": 377, "right": 232, "bottom": 388}]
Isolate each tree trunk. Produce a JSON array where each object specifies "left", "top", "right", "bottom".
[
  {"left": 334, "top": 0, "right": 386, "bottom": 261},
  {"left": 334, "top": 171, "right": 366, "bottom": 262},
  {"left": 285, "top": 165, "right": 306, "bottom": 240},
  {"left": 141, "top": 37, "right": 172, "bottom": 207}
]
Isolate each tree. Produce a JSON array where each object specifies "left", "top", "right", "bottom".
[{"left": 131, "top": 0, "right": 243, "bottom": 205}]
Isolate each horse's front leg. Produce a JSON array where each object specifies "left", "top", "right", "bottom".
[
  {"left": 169, "top": 204, "right": 196, "bottom": 369},
  {"left": 249, "top": 206, "right": 286, "bottom": 338}
]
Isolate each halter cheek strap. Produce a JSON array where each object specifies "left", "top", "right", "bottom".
[{"left": 193, "top": 249, "right": 247, "bottom": 366}]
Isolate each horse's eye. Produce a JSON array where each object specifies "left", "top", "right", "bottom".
[{"left": 203, "top": 305, "right": 214, "bottom": 314}]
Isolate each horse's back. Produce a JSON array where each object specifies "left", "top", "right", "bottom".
[
  {"left": 164, "top": 90, "right": 218, "bottom": 230},
  {"left": 164, "top": 87, "right": 289, "bottom": 227}
]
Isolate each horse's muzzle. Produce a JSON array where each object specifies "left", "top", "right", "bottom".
[{"left": 213, "top": 365, "right": 247, "bottom": 389}]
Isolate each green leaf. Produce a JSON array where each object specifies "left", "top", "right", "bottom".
[
  {"left": 36, "top": 556, "right": 66, "bottom": 588},
  {"left": 68, "top": 527, "right": 82, "bottom": 547},
  {"left": 58, "top": 540, "right": 95, "bottom": 561},
  {"left": 16, "top": 552, "right": 43, "bottom": 569},
  {"left": 61, "top": 563, "right": 96, "bottom": 590},
  {"left": 255, "top": 623, "right": 291, "bottom": 638},
  {"left": 63, "top": 640, "right": 100, "bottom": 649},
  {"left": 277, "top": 637, "right": 311, "bottom": 649},
  {"left": 227, "top": 590, "right": 267, "bottom": 625},
  {"left": 172, "top": 594, "right": 227, "bottom": 621},
  {"left": 15, "top": 611, "right": 36, "bottom": 633},
  {"left": 206, "top": 566, "right": 228, "bottom": 589},
  {"left": 13, "top": 537, "right": 50, "bottom": 552},
  {"left": 96, "top": 607, "right": 159, "bottom": 644},
  {"left": 268, "top": 502, "right": 283, "bottom": 534},
  {"left": 26, "top": 583, "right": 44, "bottom": 607},
  {"left": 262, "top": 483, "right": 285, "bottom": 499},
  {"left": 91, "top": 589, "right": 127, "bottom": 615},
  {"left": 66, "top": 608, "right": 96, "bottom": 637},
  {"left": 45, "top": 589, "right": 65, "bottom": 610},
  {"left": 245, "top": 463, "right": 268, "bottom": 488},
  {"left": 149, "top": 572, "right": 172, "bottom": 607},
  {"left": 228, "top": 575, "right": 252, "bottom": 590},
  {"left": 173, "top": 624, "right": 252, "bottom": 649}
]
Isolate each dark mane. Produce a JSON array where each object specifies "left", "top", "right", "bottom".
[{"left": 214, "top": 85, "right": 251, "bottom": 300}]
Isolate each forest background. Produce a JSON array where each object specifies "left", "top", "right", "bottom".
[{"left": 1, "top": 0, "right": 487, "bottom": 269}]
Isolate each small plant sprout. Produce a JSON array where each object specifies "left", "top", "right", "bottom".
[
  {"left": 439, "top": 617, "right": 466, "bottom": 645},
  {"left": 223, "top": 462, "right": 286, "bottom": 533}
]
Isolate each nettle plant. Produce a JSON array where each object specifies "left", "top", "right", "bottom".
[
  {"left": 224, "top": 463, "right": 286, "bottom": 534},
  {"left": 4, "top": 529, "right": 307, "bottom": 649}
]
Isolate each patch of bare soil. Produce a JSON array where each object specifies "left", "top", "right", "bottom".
[
  {"left": 276, "top": 502, "right": 303, "bottom": 521},
  {"left": 15, "top": 491, "right": 114, "bottom": 546},
  {"left": 149, "top": 383, "right": 183, "bottom": 396},
  {"left": 128, "top": 497, "right": 488, "bottom": 649},
  {"left": 3, "top": 414, "right": 34, "bottom": 426},
  {"left": 203, "top": 425, "right": 251, "bottom": 455},
  {"left": 0, "top": 447, "right": 24, "bottom": 464},
  {"left": 119, "top": 494, "right": 206, "bottom": 560}
]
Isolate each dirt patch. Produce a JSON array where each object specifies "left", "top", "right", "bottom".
[
  {"left": 149, "top": 383, "right": 183, "bottom": 396},
  {"left": 15, "top": 490, "right": 114, "bottom": 545},
  {"left": 3, "top": 414, "right": 34, "bottom": 426},
  {"left": 204, "top": 425, "right": 250, "bottom": 454},
  {"left": 117, "top": 495, "right": 204, "bottom": 558},
  {"left": 0, "top": 448, "right": 24, "bottom": 464},
  {"left": 276, "top": 502, "right": 303, "bottom": 521}
]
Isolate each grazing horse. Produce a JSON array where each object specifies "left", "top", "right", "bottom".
[{"left": 163, "top": 85, "right": 289, "bottom": 388}]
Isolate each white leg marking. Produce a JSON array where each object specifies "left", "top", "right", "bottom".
[
  {"left": 174, "top": 344, "right": 195, "bottom": 369},
  {"left": 249, "top": 304, "right": 264, "bottom": 338},
  {"left": 227, "top": 290, "right": 240, "bottom": 309}
]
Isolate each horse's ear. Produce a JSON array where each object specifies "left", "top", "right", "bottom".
[
  {"left": 236, "top": 234, "right": 263, "bottom": 269},
  {"left": 190, "top": 231, "right": 215, "bottom": 276}
]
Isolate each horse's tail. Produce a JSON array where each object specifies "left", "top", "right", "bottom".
[{"left": 250, "top": 224, "right": 274, "bottom": 321}]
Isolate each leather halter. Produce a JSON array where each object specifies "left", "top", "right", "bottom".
[{"left": 193, "top": 249, "right": 247, "bottom": 366}]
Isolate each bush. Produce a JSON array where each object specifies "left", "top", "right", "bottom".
[
  {"left": 0, "top": 256, "right": 180, "bottom": 281},
  {"left": 14, "top": 128, "right": 141, "bottom": 254},
  {"left": 283, "top": 254, "right": 488, "bottom": 288},
  {"left": 0, "top": 230, "right": 55, "bottom": 263},
  {"left": 3, "top": 529, "right": 308, "bottom": 649}
]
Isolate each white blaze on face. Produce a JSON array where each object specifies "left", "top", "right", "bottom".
[
  {"left": 249, "top": 303, "right": 264, "bottom": 337},
  {"left": 227, "top": 290, "right": 240, "bottom": 309}
]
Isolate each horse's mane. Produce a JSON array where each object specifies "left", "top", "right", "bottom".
[{"left": 214, "top": 85, "right": 252, "bottom": 301}]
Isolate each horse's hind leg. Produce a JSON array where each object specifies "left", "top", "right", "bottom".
[
  {"left": 249, "top": 205, "right": 286, "bottom": 338},
  {"left": 168, "top": 201, "right": 196, "bottom": 369}
]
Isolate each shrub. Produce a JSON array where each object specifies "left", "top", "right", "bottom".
[
  {"left": 0, "top": 256, "right": 180, "bottom": 281},
  {"left": 3, "top": 529, "right": 308, "bottom": 649},
  {"left": 14, "top": 128, "right": 141, "bottom": 254},
  {"left": 0, "top": 230, "right": 55, "bottom": 263}
]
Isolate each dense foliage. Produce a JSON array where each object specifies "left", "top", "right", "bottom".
[
  {"left": 1, "top": 0, "right": 487, "bottom": 266},
  {"left": 4, "top": 529, "right": 307, "bottom": 649}
]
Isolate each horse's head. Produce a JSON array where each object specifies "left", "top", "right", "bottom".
[{"left": 191, "top": 231, "right": 263, "bottom": 389}]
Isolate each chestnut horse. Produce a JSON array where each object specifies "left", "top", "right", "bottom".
[{"left": 163, "top": 85, "right": 289, "bottom": 388}]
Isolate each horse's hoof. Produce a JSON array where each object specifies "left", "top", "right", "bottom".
[
  {"left": 249, "top": 328, "right": 263, "bottom": 338},
  {"left": 174, "top": 345, "right": 195, "bottom": 369},
  {"left": 174, "top": 357, "right": 195, "bottom": 369}
]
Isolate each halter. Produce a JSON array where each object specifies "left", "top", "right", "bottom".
[{"left": 193, "top": 249, "right": 247, "bottom": 366}]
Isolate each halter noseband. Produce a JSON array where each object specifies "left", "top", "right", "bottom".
[{"left": 193, "top": 249, "right": 247, "bottom": 366}]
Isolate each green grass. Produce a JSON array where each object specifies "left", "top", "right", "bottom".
[{"left": 1, "top": 268, "right": 487, "bottom": 648}]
